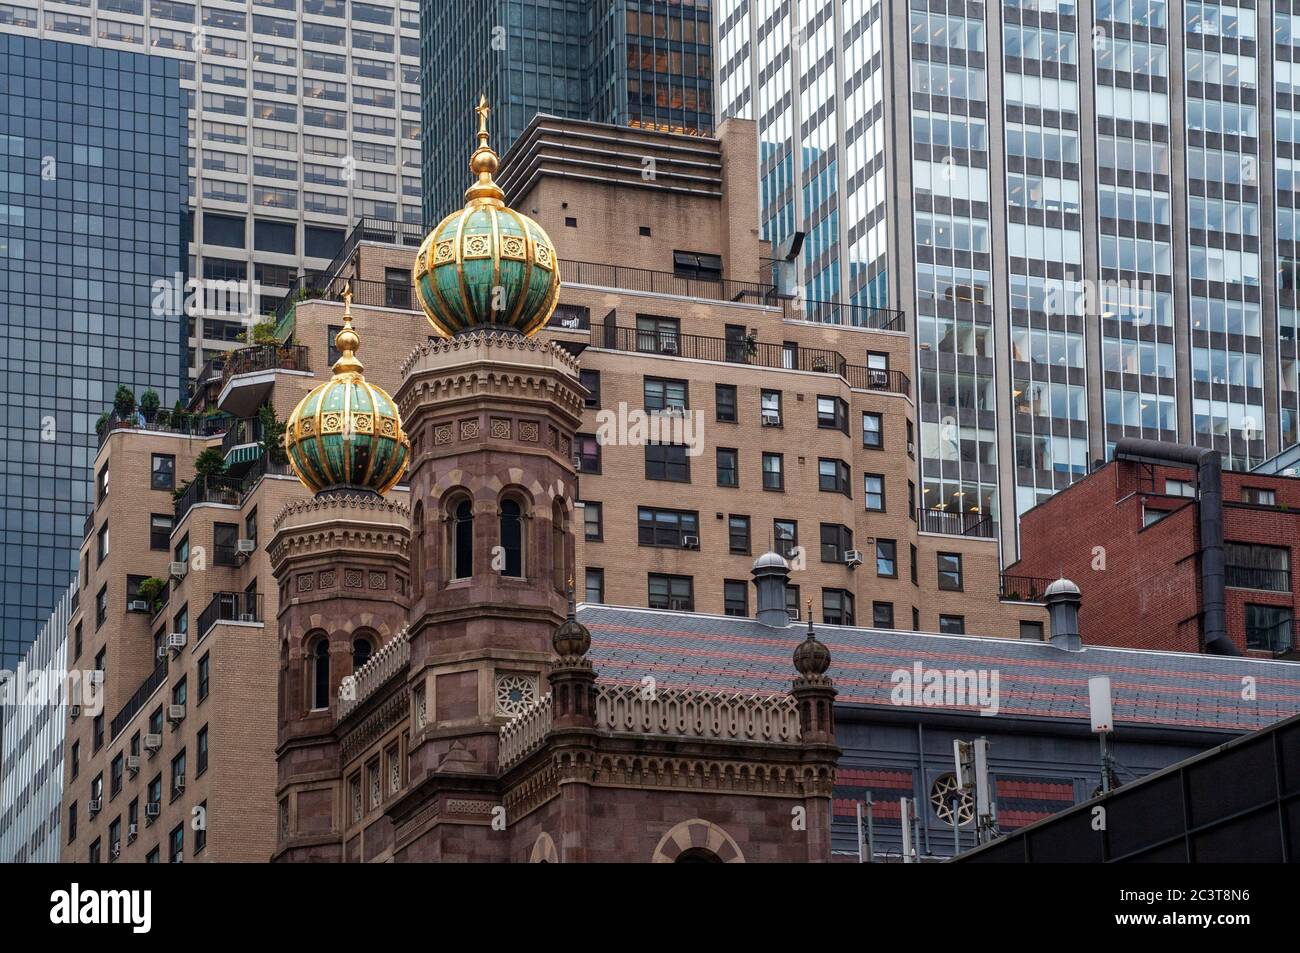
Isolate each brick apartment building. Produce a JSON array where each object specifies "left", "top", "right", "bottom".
[
  {"left": 61, "top": 111, "right": 1046, "bottom": 863},
  {"left": 1010, "top": 438, "right": 1300, "bottom": 658}
]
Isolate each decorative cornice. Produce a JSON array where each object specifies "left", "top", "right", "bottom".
[
  {"left": 400, "top": 329, "right": 581, "bottom": 378},
  {"left": 339, "top": 687, "right": 409, "bottom": 764},
  {"left": 273, "top": 494, "right": 411, "bottom": 531},
  {"left": 267, "top": 525, "right": 410, "bottom": 570}
]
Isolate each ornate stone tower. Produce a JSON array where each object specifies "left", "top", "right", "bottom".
[
  {"left": 270, "top": 289, "right": 412, "bottom": 862},
  {"left": 396, "top": 97, "right": 584, "bottom": 789}
]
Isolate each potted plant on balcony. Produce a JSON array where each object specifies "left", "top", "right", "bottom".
[
  {"left": 137, "top": 577, "right": 168, "bottom": 616},
  {"left": 742, "top": 333, "right": 759, "bottom": 360},
  {"left": 113, "top": 385, "right": 136, "bottom": 421},
  {"left": 139, "top": 389, "right": 160, "bottom": 423},
  {"left": 242, "top": 321, "right": 279, "bottom": 346},
  {"left": 94, "top": 411, "right": 111, "bottom": 437},
  {"left": 258, "top": 403, "right": 289, "bottom": 466},
  {"left": 277, "top": 344, "right": 300, "bottom": 370}
]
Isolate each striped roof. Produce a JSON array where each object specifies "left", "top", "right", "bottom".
[{"left": 577, "top": 605, "right": 1300, "bottom": 733}]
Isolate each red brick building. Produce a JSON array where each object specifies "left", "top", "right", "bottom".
[{"left": 1010, "top": 438, "right": 1300, "bottom": 658}]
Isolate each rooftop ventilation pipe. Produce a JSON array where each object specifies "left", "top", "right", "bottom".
[{"left": 1113, "top": 438, "right": 1238, "bottom": 656}]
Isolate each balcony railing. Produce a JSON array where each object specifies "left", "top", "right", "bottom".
[
  {"left": 110, "top": 660, "right": 167, "bottom": 741},
  {"left": 843, "top": 365, "right": 911, "bottom": 397},
  {"left": 338, "top": 628, "right": 410, "bottom": 722},
  {"left": 83, "top": 510, "right": 95, "bottom": 540},
  {"left": 174, "top": 458, "right": 291, "bottom": 524},
  {"left": 96, "top": 410, "right": 231, "bottom": 449},
  {"left": 220, "top": 344, "right": 309, "bottom": 385},
  {"left": 196, "top": 591, "right": 264, "bottom": 642},
  {"left": 999, "top": 574, "right": 1057, "bottom": 602},
  {"left": 221, "top": 416, "right": 265, "bottom": 457},
  {"left": 917, "top": 507, "right": 996, "bottom": 538},
  {"left": 268, "top": 213, "right": 907, "bottom": 334},
  {"left": 174, "top": 475, "right": 243, "bottom": 522},
  {"left": 1226, "top": 565, "right": 1291, "bottom": 592}
]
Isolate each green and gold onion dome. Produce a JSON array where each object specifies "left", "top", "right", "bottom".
[
  {"left": 413, "top": 95, "right": 561, "bottom": 339},
  {"left": 284, "top": 285, "right": 410, "bottom": 496}
]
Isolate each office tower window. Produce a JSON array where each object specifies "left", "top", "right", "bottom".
[
  {"left": 728, "top": 516, "right": 751, "bottom": 554},
  {"left": 762, "top": 453, "right": 784, "bottom": 490},
  {"left": 716, "top": 448, "right": 739, "bottom": 487},
  {"left": 724, "top": 580, "right": 748, "bottom": 616},
  {"left": 648, "top": 574, "right": 694, "bottom": 611},
  {"left": 715, "top": 384, "right": 737, "bottom": 422}
]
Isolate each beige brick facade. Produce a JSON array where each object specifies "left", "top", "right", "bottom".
[{"left": 63, "top": 114, "right": 1043, "bottom": 863}]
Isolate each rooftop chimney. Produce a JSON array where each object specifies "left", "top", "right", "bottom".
[
  {"left": 1044, "top": 578, "right": 1083, "bottom": 652},
  {"left": 751, "top": 551, "right": 792, "bottom": 628}
]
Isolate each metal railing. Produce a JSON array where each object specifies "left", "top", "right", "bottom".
[
  {"left": 999, "top": 574, "right": 1057, "bottom": 602},
  {"left": 83, "top": 510, "right": 95, "bottom": 540},
  {"left": 220, "top": 344, "right": 309, "bottom": 384},
  {"left": 110, "top": 660, "right": 167, "bottom": 741},
  {"left": 1225, "top": 565, "right": 1291, "bottom": 592},
  {"left": 196, "top": 591, "right": 264, "bottom": 643},
  {"left": 97, "top": 409, "right": 231, "bottom": 449},
  {"left": 843, "top": 365, "right": 911, "bottom": 396},
  {"left": 917, "top": 508, "right": 996, "bottom": 538},
  {"left": 595, "top": 323, "right": 846, "bottom": 374},
  {"left": 220, "top": 416, "right": 265, "bottom": 457},
  {"left": 267, "top": 213, "right": 907, "bottom": 333},
  {"left": 173, "top": 475, "right": 244, "bottom": 522}
]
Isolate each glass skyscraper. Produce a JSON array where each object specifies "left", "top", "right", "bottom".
[
  {"left": 0, "top": 34, "right": 185, "bottom": 663},
  {"left": 422, "top": 0, "right": 715, "bottom": 223},
  {"left": 718, "top": 0, "right": 1290, "bottom": 556},
  {"left": 0, "top": 0, "right": 423, "bottom": 381}
]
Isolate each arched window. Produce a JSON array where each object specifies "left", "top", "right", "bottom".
[
  {"left": 452, "top": 499, "right": 473, "bottom": 579},
  {"left": 352, "top": 636, "right": 373, "bottom": 672},
  {"left": 675, "top": 848, "right": 723, "bottom": 863},
  {"left": 412, "top": 501, "right": 424, "bottom": 595},
  {"left": 500, "top": 499, "right": 523, "bottom": 577},
  {"left": 552, "top": 500, "right": 566, "bottom": 591},
  {"left": 311, "top": 639, "right": 330, "bottom": 710}
]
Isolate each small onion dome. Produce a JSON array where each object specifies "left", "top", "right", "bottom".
[
  {"left": 793, "top": 599, "right": 831, "bottom": 676},
  {"left": 284, "top": 285, "right": 410, "bottom": 496},
  {"left": 412, "top": 95, "right": 561, "bottom": 339},
  {"left": 752, "top": 551, "right": 791, "bottom": 572},
  {"left": 1043, "top": 577, "right": 1081, "bottom": 598},
  {"left": 553, "top": 582, "right": 591, "bottom": 657}
]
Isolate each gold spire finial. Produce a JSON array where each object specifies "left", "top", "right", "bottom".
[
  {"left": 475, "top": 94, "right": 491, "bottom": 147},
  {"left": 332, "top": 281, "right": 364, "bottom": 375},
  {"left": 465, "top": 94, "right": 505, "bottom": 206}
]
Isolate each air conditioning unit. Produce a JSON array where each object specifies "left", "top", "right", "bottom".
[
  {"left": 127, "top": 755, "right": 140, "bottom": 776},
  {"left": 88, "top": 799, "right": 102, "bottom": 816},
  {"left": 128, "top": 599, "right": 150, "bottom": 613},
  {"left": 236, "top": 538, "right": 256, "bottom": 555},
  {"left": 659, "top": 338, "right": 679, "bottom": 354},
  {"left": 156, "top": 646, "right": 168, "bottom": 661},
  {"left": 167, "top": 704, "right": 186, "bottom": 724},
  {"left": 844, "top": 549, "right": 864, "bottom": 567},
  {"left": 787, "top": 607, "right": 802, "bottom": 621},
  {"left": 761, "top": 411, "right": 781, "bottom": 426},
  {"left": 238, "top": 612, "right": 257, "bottom": 622},
  {"left": 907, "top": 442, "right": 916, "bottom": 456},
  {"left": 145, "top": 801, "right": 161, "bottom": 820},
  {"left": 657, "top": 405, "right": 686, "bottom": 417},
  {"left": 168, "top": 561, "right": 187, "bottom": 579},
  {"left": 167, "top": 632, "right": 187, "bottom": 652},
  {"left": 572, "top": 455, "right": 584, "bottom": 471},
  {"left": 681, "top": 535, "right": 700, "bottom": 550},
  {"left": 173, "top": 775, "right": 186, "bottom": 794},
  {"left": 111, "top": 843, "right": 121, "bottom": 860},
  {"left": 70, "top": 704, "right": 81, "bottom": 720},
  {"left": 127, "top": 824, "right": 138, "bottom": 843},
  {"left": 144, "top": 733, "right": 162, "bottom": 754}
]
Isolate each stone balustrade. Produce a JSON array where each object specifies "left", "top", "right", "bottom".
[
  {"left": 499, "top": 693, "right": 553, "bottom": 770},
  {"left": 338, "top": 627, "right": 410, "bottom": 721},
  {"left": 596, "top": 684, "right": 800, "bottom": 743}
]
